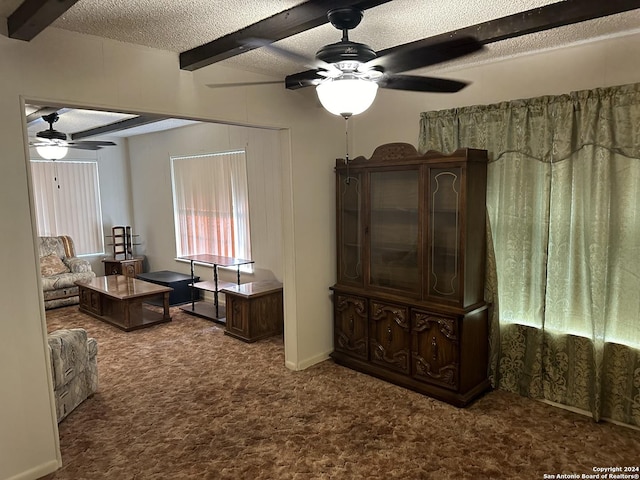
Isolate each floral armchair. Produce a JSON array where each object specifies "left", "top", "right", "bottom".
[
  {"left": 38, "top": 235, "right": 96, "bottom": 309},
  {"left": 48, "top": 328, "right": 98, "bottom": 422}
]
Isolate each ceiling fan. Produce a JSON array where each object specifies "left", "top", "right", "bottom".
[
  {"left": 209, "top": 7, "right": 484, "bottom": 118},
  {"left": 30, "top": 112, "right": 116, "bottom": 159}
]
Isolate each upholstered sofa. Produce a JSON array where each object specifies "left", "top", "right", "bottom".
[
  {"left": 48, "top": 328, "right": 98, "bottom": 422},
  {"left": 38, "top": 235, "right": 96, "bottom": 309}
]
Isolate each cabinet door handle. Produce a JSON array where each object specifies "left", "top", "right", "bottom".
[
  {"left": 431, "top": 336, "right": 438, "bottom": 361},
  {"left": 387, "top": 324, "right": 393, "bottom": 345},
  {"left": 348, "top": 314, "right": 354, "bottom": 334}
]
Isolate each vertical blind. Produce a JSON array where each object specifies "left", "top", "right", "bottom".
[
  {"left": 171, "top": 150, "right": 252, "bottom": 262},
  {"left": 30, "top": 160, "right": 104, "bottom": 255}
]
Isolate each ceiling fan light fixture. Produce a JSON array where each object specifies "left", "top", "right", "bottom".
[
  {"left": 316, "top": 77, "right": 378, "bottom": 117},
  {"left": 35, "top": 143, "right": 68, "bottom": 160}
]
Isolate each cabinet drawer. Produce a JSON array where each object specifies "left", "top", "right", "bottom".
[
  {"left": 333, "top": 294, "right": 368, "bottom": 361},
  {"left": 103, "top": 258, "right": 144, "bottom": 277},
  {"left": 411, "top": 311, "right": 459, "bottom": 390},
  {"left": 369, "top": 301, "right": 410, "bottom": 374}
]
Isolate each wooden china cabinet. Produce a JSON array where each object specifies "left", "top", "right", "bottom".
[{"left": 331, "top": 143, "right": 489, "bottom": 407}]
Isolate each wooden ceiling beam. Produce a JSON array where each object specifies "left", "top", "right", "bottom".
[
  {"left": 70, "top": 115, "right": 168, "bottom": 140},
  {"left": 179, "top": 0, "right": 392, "bottom": 71},
  {"left": 379, "top": 0, "right": 640, "bottom": 57},
  {"left": 8, "top": 0, "right": 81, "bottom": 41}
]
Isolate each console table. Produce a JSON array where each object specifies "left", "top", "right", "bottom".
[{"left": 178, "top": 254, "right": 254, "bottom": 323}]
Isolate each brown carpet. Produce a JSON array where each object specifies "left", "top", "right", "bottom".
[{"left": 44, "top": 306, "right": 639, "bottom": 480}]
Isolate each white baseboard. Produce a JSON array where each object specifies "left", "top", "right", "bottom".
[
  {"left": 285, "top": 349, "right": 332, "bottom": 371},
  {"left": 540, "top": 399, "right": 640, "bottom": 431},
  {"left": 6, "top": 459, "right": 60, "bottom": 480}
]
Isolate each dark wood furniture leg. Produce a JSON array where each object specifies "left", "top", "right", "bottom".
[
  {"left": 163, "top": 292, "right": 170, "bottom": 321},
  {"left": 189, "top": 259, "right": 196, "bottom": 311},
  {"left": 213, "top": 264, "right": 220, "bottom": 318}
]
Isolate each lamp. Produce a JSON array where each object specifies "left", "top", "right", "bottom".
[
  {"left": 316, "top": 76, "right": 378, "bottom": 118},
  {"left": 35, "top": 143, "right": 68, "bottom": 160}
]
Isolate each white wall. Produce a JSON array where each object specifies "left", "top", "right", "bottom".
[
  {"left": 126, "top": 121, "right": 284, "bottom": 284},
  {"left": 96, "top": 138, "right": 135, "bottom": 232},
  {"left": 351, "top": 32, "right": 640, "bottom": 155},
  {"left": 0, "top": 27, "right": 340, "bottom": 480},
  {"left": 1, "top": 23, "right": 640, "bottom": 480}
]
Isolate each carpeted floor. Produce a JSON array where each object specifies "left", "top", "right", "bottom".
[{"left": 44, "top": 305, "right": 639, "bottom": 480}]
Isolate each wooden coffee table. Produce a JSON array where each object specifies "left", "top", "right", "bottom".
[{"left": 76, "top": 275, "right": 173, "bottom": 331}]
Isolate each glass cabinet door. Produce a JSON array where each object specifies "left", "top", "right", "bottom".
[
  {"left": 427, "top": 167, "right": 461, "bottom": 301},
  {"left": 338, "top": 172, "right": 363, "bottom": 285},
  {"left": 369, "top": 169, "right": 420, "bottom": 293}
]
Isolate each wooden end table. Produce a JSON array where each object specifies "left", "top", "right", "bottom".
[
  {"left": 76, "top": 276, "right": 172, "bottom": 331},
  {"left": 221, "top": 280, "right": 283, "bottom": 342},
  {"left": 102, "top": 256, "right": 145, "bottom": 278}
]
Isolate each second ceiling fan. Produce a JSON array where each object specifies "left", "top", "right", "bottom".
[{"left": 30, "top": 112, "right": 116, "bottom": 160}]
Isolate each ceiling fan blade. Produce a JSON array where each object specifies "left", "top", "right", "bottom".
[
  {"left": 364, "top": 36, "right": 484, "bottom": 74},
  {"left": 68, "top": 141, "right": 117, "bottom": 147},
  {"left": 66, "top": 141, "right": 117, "bottom": 150},
  {"left": 377, "top": 74, "right": 469, "bottom": 93},
  {"left": 244, "top": 38, "right": 337, "bottom": 73},
  {"left": 206, "top": 81, "right": 283, "bottom": 88},
  {"left": 285, "top": 70, "right": 327, "bottom": 90},
  {"left": 65, "top": 143, "right": 104, "bottom": 151},
  {"left": 30, "top": 138, "right": 65, "bottom": 146}
]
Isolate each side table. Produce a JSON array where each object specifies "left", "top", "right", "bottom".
[
  {"left": 102, "top": 256, "right": 144, "bottom": 278},
  {"left": 221, "top": 280, "right": 283, "bottom": 342}
]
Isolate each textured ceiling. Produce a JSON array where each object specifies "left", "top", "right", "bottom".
[
  {"left": 3, "top": 0, "right": 640, "bottom": 78},
  {"left": 7, "top": 0, "right": 640, "bottom": 139}
]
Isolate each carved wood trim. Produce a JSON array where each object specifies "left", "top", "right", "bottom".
[
  {"left": 413, "top": 355, "right": 458, "bottom": 386},
  {"left": 338, "top": 143, "right": 486, "bottom": 169},
  {"left": 371, "top": 302, "right": 409, "bottom": 329},
  {"left": 335, "top": 294, "right": 368, "bottom": 358},
  {"left": 413, "top": 312, "right": 458, "bottom": 341},
  {"left": 337, "top": 333, "right": 367, "bottom": 356},
  {"left": 336, "top": 295, "right": 366, "bottom": 316},
  {"left": 372, "top": 342, "right": 409, "bottom": 371}
]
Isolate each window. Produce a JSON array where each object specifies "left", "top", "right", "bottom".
[
  {"left": 171, "top": 150, "right": 252, "bottom": 267},
  {"left": 30, "top": 160, "right": 104, "bottom": 255}
]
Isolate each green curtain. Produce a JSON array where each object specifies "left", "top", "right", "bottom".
[{"left": 419, "top": 83, "right": 640, "bottom": 426}]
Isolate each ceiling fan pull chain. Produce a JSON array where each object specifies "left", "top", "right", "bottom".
[
  {"left": 54, "top": 161, "right": 60, "bottom": 189},
  {"left": 344, "top": 116, "right": 351, "bottom": 185}
]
